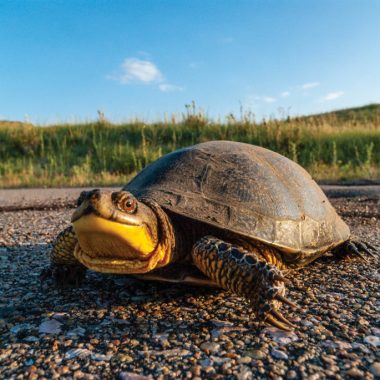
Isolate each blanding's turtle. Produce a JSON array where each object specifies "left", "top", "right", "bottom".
[{"left": 42, "top": 141, "right": 378, "bottom": 329}]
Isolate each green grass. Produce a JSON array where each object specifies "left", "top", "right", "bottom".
[{"left": 1, "top": 103, "right": 379, "bottom": 188}]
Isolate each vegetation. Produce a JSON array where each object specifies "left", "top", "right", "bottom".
[{"left": 1, "top": 103, "right": 379, "bottom": 188}]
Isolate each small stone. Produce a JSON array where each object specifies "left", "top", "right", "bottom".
[
  {"left": 357, "top": 317, "right": 369, "bottom": 326},
  {"left": 369, "top": 362, "right": 380, "bottom": 377},
  {"left": 237, "top": 365, "right": 253, "bottom": 380},
  {"left": 66, "top": 327, "right": 86, "bottom": 337},
  {"left": 119, "top": 354, "right": 134, "bottom": 363},
  {"left": 200, "top": 358, "right": 212, "bottom": 367},
  {"left": 352, "top": 342, "right": 369, "bottom": 352},
  {"left": 210, "top": 356, "right": 230, "bottom": 364},
  {"left": 345, "top": 368, "right": 364, "bottom": 378},
  {"left": 248, "top": 349, "right": 266, "bottom": 360},
  {"left": 238, "top": 356, "right": 252, "bottom": 364},
  {"left": 200, "top": 342, "right": 220, "bottom": 354},
  {"left": 118, "top": 372, "right": 153, "bottom": 380},
  {"left": 264, "top": 327, "right": 299, "bottom": 345},
  {"left": 10, "top": 323, "right": 32, "bottom": 335},
  {"left": 335, "top": 340, "right": 352, "bottom": 350},
  {"left": 372, "top": 327, "right": 380, "bottom": 336},
  {"left": 58, "top": 366, "right": 70, "bottom": 375},
  {"left": 65, "top": 348, "right": 92, "bottom": 359},
  {"left": 203, "top": 366, "right": 215, "bottom": 374},
  {"left": 191, "top": 366, "right": 201, "bottom": 376},
  {"left": 271, "top": 348, "right": 288, "bottom": 360},
  {"left": 364, "top": 335, "right": 380, "bottom": 347},
  {"left": 91, "top": 352, "right": 113, "bottom": 361},
  {"left": 24, "top": 336, "right": 39, "bottom": 343},
  {"left": 286, "top": 370, "right": 297, "bottom": 379},
  {"left": 73, "top": 370, "right": 84, "bottom": 379},
  {"left": 39, "top": 319, "right": 62, "bottom": 334}
]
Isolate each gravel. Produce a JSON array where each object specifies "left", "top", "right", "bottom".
[{"left": 0, "top": 189, "right": 379, "bottom": 379}]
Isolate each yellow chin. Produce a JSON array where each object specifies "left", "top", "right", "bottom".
[{"left": 72, "top": 214, "right": 167, "bottom": 274}]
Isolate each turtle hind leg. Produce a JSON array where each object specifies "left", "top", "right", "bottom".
[
  {"left": 191, "top": 235, "right": 296, "bottom": 331},
  {"left": 40, "top": 225, "right": 86, "bottom": 287},
  {"left": 333, "top": 239, "right": 379, "bottom": 261}
]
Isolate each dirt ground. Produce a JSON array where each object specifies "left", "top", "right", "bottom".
[{"left": 0, "top": 187, "right": 379, "bottom": 379}]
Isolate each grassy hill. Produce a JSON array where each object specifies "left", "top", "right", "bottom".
[
  {"left": 0, "top": 104, "right": 379, "bottom": 188},
  {"left": 0, "top": 120, "right": 34, "bottom": 128},
  {"left": 299, "top": 103, "right": 380, "bottom": 124}
]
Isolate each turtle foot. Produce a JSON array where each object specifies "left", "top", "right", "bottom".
[
  {"left": 40, "top": 264, "right": 86, "bottom": 288},
  {"left": 334, "top": 239, "right": 379, "bottom": 261},
  {"left": 192, "top": 235, "right": 297, "bottom": 331}
]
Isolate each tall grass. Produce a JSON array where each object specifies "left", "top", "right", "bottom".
[{"left": 1, "top": 104, "right": 379, "bottom": 188}]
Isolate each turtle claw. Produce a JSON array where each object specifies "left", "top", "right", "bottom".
[
  {"left": 335, "top": 239, "right": 379, "bottom": 261},
  {"left": 275, "top": 293, "right": 297, "bottom": 309},
  {"left": 265, "top": 312, "right": 294, "bottom": 331},
  {"left": 355, "top": 241, "right": 379, "bottom": 257},
  {"left": 271, "top": 309, "right": 296, "bottom": 328}
]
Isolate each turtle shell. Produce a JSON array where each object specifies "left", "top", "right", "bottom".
[{"left": 125, "top": 141, "right": 350, "bottom": 255}]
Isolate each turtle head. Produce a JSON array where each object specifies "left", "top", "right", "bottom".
[{"left": 71, "top": 189, "right": 169, "bottom": 274}]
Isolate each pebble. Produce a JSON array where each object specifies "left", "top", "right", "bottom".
[
  {"left": 65, "top": 348, "right": 92, "bottom": 359},
  {"left": 119, "top": 354, "right": 134, "bottom": 363},
  {"left": 264, "top": 328, "right": 299, "bottom": 345},
  {"left": 237, "top": 365, "right": 253, "bottom": 380},
  {"left": 66, "top": 326, "right": 86, "bottom": 337},
  {"left": 286, "top": 370, "right": 297, "bottom": 379},
  {"left": 364, "top": 335, "right": 380, "bottom": 347},
  {"left": 39, "top": 319, "right": 62, "bottom": 334},
  {"left": 271, "top": 349, "right": 289, "bottom": 360},
  {"left": 24, "top": 335, "right": 39, "bottom": 343},
  {"left": 369, "top": 362, "right": 380, "bottom": 377},
  {"left": 200, "top": 342, "right": 220, "bottom": 354},
  {"left": 238, "top": 356, "right": 252, "bottom": 364},
  {"left": 345, "top": 368, "right": 364, "bottom": 378},
  {"left": 10, "top": 323, "right": 33, "bottom": 335},
  {"left": 247, "top": 349, "right": 266, "bottom": 360}
]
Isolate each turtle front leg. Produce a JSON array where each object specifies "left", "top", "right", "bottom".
[
  {"left": 40, "top": 225, "right": 86, "bottom": 287},
  {"left": 332, "top": 239, "right": 379, "bottom": 261},
  {"left": 191, "top": 236, "right": 296, "bottom": 330}
]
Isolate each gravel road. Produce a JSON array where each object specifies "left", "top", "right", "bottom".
[{"left": 0, "top": 188, "right": 379, "bottom": 379}]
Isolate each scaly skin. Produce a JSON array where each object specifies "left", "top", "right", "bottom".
[
  {"left": 49, "top": 225, "right": 80, "bottom": 265},
  {"left": 192, "top": 235, "right": 296, "bottom": 330}
]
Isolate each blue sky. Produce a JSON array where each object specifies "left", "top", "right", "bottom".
[{"left": 1, "top": 0, "right": 380, "bottom": 123}]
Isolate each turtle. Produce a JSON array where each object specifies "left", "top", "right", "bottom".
[{"left": 41, "top": 140, "right": 378, "bottom": 330}]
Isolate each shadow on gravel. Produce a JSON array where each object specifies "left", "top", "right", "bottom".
[{"left": 2, "top": 243, "right": 246, "bottom": 339}]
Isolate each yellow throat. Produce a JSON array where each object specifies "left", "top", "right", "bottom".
[{"left": 72, "top": 214, "right": 171, "bottom": 274}]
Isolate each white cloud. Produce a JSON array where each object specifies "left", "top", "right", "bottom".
[
  {"left": 322, "top": 91, "right": 345, "bottom": 101},
  {"left": 117, "top": 58, "right": 163, "bottom": 84},
  {"left": 301, "top": 82, "right": 320, "bottom": 89},
  {"left": 158, "top": 83, "right": 183, "bottom": 93},
  {"left": 262, "top": 96, "right": 276, "bottom": 103},
  {"left": 280, "top": 91, "right": 290, "bottom": 97},
  {"left": 108, "top": 57, "right": 183, "bottom": 92}
]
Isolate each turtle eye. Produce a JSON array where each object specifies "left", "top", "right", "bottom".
[{"left": 121, "top": 197, "right": 137, "bottom": 214}]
